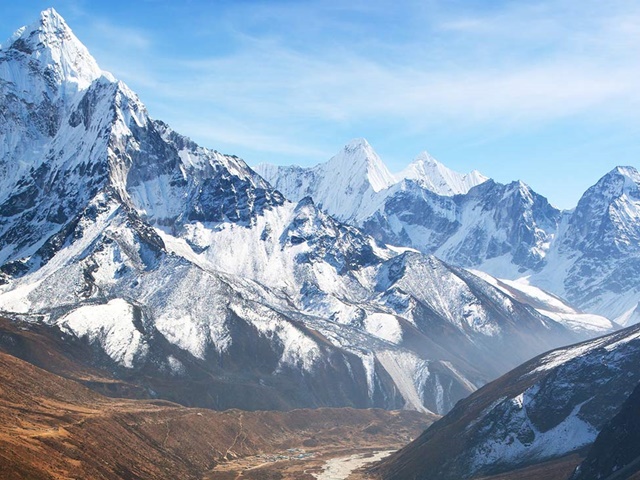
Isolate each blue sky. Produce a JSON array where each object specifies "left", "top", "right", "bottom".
[{"left": 1, "top": 0, "right": 639, "bottom": 209}]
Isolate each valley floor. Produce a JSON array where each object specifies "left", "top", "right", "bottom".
[
  {"left": 208, "top": 447, "right": 396, "bottom": 479},
  {"left": 0, "top": 349, "right": 432, "bottom": 479}
]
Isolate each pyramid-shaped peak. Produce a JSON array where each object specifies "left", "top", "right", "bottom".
[
  {"left": 506, "top": 179, "right": 536, "bottom": 200},
  {"left": 344, "top": 137, "right": 372, "bottom": 150},
  {"left": 397, "top": 151, "right": 488, "bottom": 196},
  {"left": 593, "top": 166, "right": 640, "bottom": 192},
  {"left": 610, "top": 166, "right": 640, "bottom": 180},
  {"left": 573, "top": 166, "right": 640, "bottom": 217},
  {"left": 38, "top": 7, "right": 67, "bottom": 30},
  {"left": 413, "top": 151, "right": 441, "bottom": 165},
  {"left": 593, "top": 166, "right": 640, "bottom": 197},
  {"left": 337, "top": 138, "right": 383, "bottom": 166},
  {"left": 2, "top": 8, "right": 106, "bottom": 92},
  {"left": 6, "top": 8, "right": 73, "bottom": 51},
  {"left": 327, "top": 138, "right": 394, "bottom": 192},
  {"left": 341, "top": 137, "right": 380, "bottom": 161}
]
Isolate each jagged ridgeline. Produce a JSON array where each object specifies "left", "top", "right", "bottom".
[
  {"left": 0, "top": 8, "right": 606, "bottom": 414},
  {"left": 259, "top": 143, "right": 640, "bottom": 327}
]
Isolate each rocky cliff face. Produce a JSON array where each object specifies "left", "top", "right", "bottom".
[
  {"left": 570, "top": 381, "right": 640, "bottom": 480},
  {"left": 364, "top": 178, "right": 561, "bottom": 273},
  {"left": 372, "top": 324, "right": 640, "bottom": 479},
  {"left": 551, "top": 166, "right": 640, "bottom": 323}
]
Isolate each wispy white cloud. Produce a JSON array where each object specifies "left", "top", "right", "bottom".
[
  {"left": 82, "top": 0, "right": 640, "bottom": 167},
  {"left": 91, "top": 20, "right": 152, "bottom": 50},
  {"left": 173, "top": 117, "right": 328, "bottom": 159},
  {"left": 178, "top": 6, "right": 632, "bottom": 106}
]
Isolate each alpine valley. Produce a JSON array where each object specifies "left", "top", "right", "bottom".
[{"left": 1, "top": 8, "right": 639, "bottom": 480}]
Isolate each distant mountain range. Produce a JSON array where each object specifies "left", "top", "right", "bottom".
[
  {"left": 257, "top": 141, "right": 640, "bottom": 326},
  {"left": 254, "top": 138, "right": 487, "bottom": 223}
]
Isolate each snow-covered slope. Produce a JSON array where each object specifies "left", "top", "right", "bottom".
[
  {"left": 396, "top": 151, "right": 488, "bottom": 196},
  {"left": 374, "top": 323, "right": 640, "bottom": 480},
  {"left": 365, "top": 165, "right": 640, "bottom": 327},
  {"left": 532, "top": 166, "right": 640, "bottom": 325},
  {"left": 259, "top": 140, "right": 640, "bottom": 327},
  {"left": 0, "top": 9, "right": 587, "bottom": 414},
  {"left": 257, "top": 144, "right": 561, "bottom": 276},
  {"left": 254, "top": 142, "right": 487, "bottom": 223},
  {"left": 370, "top": 179, "right": 562, "bottom": 273},
  {"left": 255, "top": 138, "right": 395, "bottom": 222},
  {"left": 470, "top": 270, "right": 616, "bottom": 336}
]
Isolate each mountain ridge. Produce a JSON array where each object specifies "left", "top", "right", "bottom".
[
  {"left": 254, "top": 140, "right": 488, "bottom": 217},
  {"left": 0, "top": 9, "right": 591, "bottom": 416},
  {"left": 258, "top": 138, "right": 640, "bottom": 325},
  {"left": 372, "top": 323, "right": 640, "bottom": 480}
]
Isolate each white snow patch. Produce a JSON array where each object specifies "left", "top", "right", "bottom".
[
  {"left": 363, "top": 313, "right": 403, "bottom": 344},
  {"left": 470, "top": 269, "right": 615, "bottom": 335},
  {"left": 231, "top": 303, "right": 322, "bottom": 372},
  {"left": 376, "top": 350, "right": 433, "bottom": 414},
  {"left": 57, "top": 299, "right": 145, "bottom": 368},
  {"left": 533, "top": 335, "right": 613, "bottom": 373},
  {"left": 472, "top": 397, "right": 598, "bottom": 471},
  {"left": 166, "top": 355, "right": 185, "bottom": 375}
]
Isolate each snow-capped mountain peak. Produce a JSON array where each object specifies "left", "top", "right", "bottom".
[
  {"left": 396, "top": 151, "right": 488, "bottom": 196},
  {"left": 564, "top": 166, "right": 640, "bottom": 254},
  {"left": 255, "top": 140, "right": 490, "bottom": 227},
  {"left": 612, "top": 165, "right": 640, "bottom": 177},
  {"left": 1, "top": 7, "right": 107, "bottom": 96},
  {"left": 508, "top": 179, "right": 535, "bottom": 201},
  {"left": 254, "top": 138, "right": 395, "bottom": 222},
  {"left": 326, "top": 138, "right": 395, "bottom": 193},
  {"left": 344, "top": 136, "right": 373, "bottom": 151},
  {"left": 603, "top": 166, "right": 640, "bottom": 195}
]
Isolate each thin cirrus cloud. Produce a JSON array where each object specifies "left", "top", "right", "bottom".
[
  {"left": 91, "top": 21, "right": 152, "bottom": 51},
  {"left": 171, "top": 48, "right": 637, "bottom": 124},
  {"left": 68, "top": 0, "right": 639, "bottom": 183}
]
